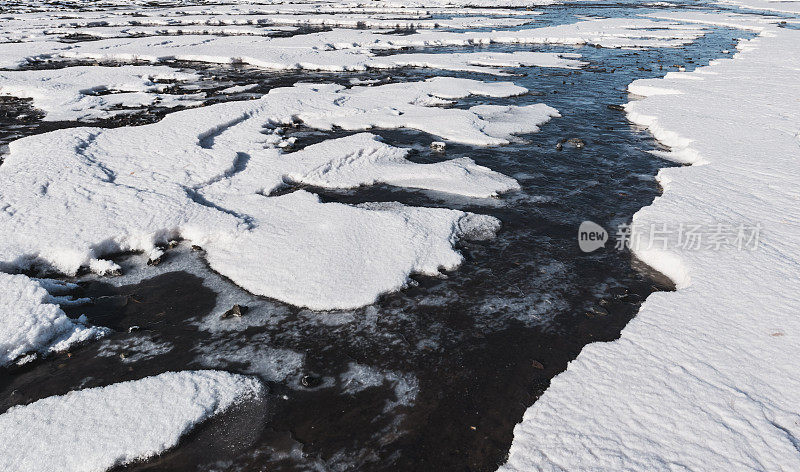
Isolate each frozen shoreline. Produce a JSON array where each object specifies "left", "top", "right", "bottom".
[{"left": 502, "top": 18, "right": 800, "bottom": 472}]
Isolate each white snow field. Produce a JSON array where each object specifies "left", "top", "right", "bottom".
[
  {"left": 2, "top": 18, "right": 704, "bottom": 70},
  {"left": 720, "top": 0, "right": 800, "bottom": 14},
  {"left": 0, "top": 273, "right": 107, "bottom": 367},
  {"left": 501, "top": 20, "right": 800, "bottom": 472},
  {"left": 0, "top": 371, "right": 264, "bottom": 472},
  {"left": 0, "top": 77, "right": 552, "bottom": 310}
]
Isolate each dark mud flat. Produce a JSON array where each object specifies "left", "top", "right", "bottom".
[{"left": 0, "top": 6, "right": 753, "bottom": 472}]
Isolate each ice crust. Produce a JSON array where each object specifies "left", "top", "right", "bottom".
[
  {"left": 502, "top": 24, "right": 800, "bottom": 472},
  {"left": 0, "top": 370, "right": 264, "bottom": 472},
  {"left": 0, "top": 77, "right": 550, "bottom": 310},
  {"left": 0, "top": 272, "right": 107, "bottom": 367}
]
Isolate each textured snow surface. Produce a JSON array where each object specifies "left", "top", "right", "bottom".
[
  {"left": 0, "top": 77, "right": 545, "bottom": 310},
  {"left": 0, "top": 370, "right": 264, "bottom": 472},
  {"left": 502, "top": 26, "right": 800, "bottom": 472},
  {"left": 720, "top": 0, "right": 800, "bottom": 14},
  {"left": 0, "top": 66, "right": 202, "bottom": 121},
  {"left": 0, "top": 273, "right": 107, "bottom": 367},
  {"left": 0, "top": 15, "right": 706, "bottom": 73}
]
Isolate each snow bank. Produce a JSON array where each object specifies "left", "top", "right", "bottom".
[
  {"left": 0, "top": 17, "right": 704, "bottom": 73},
  {"left": 0, "top": 66, "right": 201, "bottom": 122},
  {"left": 0, "top": 78, "right": 546, "bottom": 310},
  {"left": 0, "top": 370, "right": 264, "bottom": 472},
  {"left": 501, "top": 26, "right": 800, "bottom": 472},
  {"left": 0, "top": 273, "right": 107, "bottom": 367},
  {"left": 719, "top": 0, "right": 800, "bottom": 14},
  {"left": 284, "top": 133, "right": 521, "bottom": 197}
]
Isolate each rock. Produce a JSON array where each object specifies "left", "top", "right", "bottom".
[
  {"left": 607, "top": 104, "right": 625, "bottom": 111},
  {"left": 567, "top": 137, "right": 586, "bottom": 149},
  {"left": 590, "top": 306, "right": 609, "bottom": 317},
  {"left": 221, "top": 304, "right": 248, "bottom": 319},
  {"left": 557, "top": 138, "right": 586, "bottom": 150},
  {"left": 191, "top": 245, "right": 202, "bottom": 251},
  {"left": 531, "top": 360, "right": 545, "bottom": 370},
  {"left": 301, "top": 375, "right": 322, "bottom": 388},
  {"left": 430, "top": 141, "right": 446, "bottom": 152}
]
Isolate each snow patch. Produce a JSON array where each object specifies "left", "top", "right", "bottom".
[{"left": 0, "top": 370, "right": 264, "bottom": 472}]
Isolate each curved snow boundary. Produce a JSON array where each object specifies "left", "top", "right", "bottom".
[
  {"left": 501, "top": 26, "right": 800, "bottom": 471},
  {"left": 0, "top": 273, "right": 107, "bottom": 367},
  {"left": 0, "top": 370, "right": 264, "bottom": 472}
]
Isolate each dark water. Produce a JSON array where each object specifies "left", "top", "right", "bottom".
[{"left": 0, "top": 3, "right": 754, "bottom": 471}]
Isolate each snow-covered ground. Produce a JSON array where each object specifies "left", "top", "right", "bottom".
[
  {"left": 0, "top": 370, "right": 264, "bottom": 472},
  {"left": 502, "top": 14, "right": 800, "bottom": 472},
  {"left": 2, "top": 0, "right": 798, "bottom": 469}
]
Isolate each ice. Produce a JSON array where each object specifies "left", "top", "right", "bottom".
[
  {"left": 0, "top": 77, "right": 539, "bottom": 310},
  {"left": 0, "top": 16, "right": 705, "bottom": 73},
  {"left": 193, "top": 334, "right": 305, "bottom": 383},
  {"left": 96, "top": 334, "right": 174, "bottom": 364},
  {"left": 0, "top": 66, "right": 202, "bottom": 122},
  {"left": 0, "top": 273, "right": 107, "bottom": 367},
  {"left": 0, "top": 370, "right": 264, "bottom": 472},
  {"left": 720, "top": 0, "right": 800, "bottom": 14},
  {"left": 502, "top": 25, "right": 800, "bottom": 472},
  {"left": 339, "top": 362, "right": 420, "bottom": 411}
]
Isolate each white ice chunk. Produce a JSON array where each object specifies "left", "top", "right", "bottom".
[
  {"left": 0, "top": 370, "right": 264, "bottom": 472},
  {"left": 0, "top": 273, "right": 107, "bottom": 367}
]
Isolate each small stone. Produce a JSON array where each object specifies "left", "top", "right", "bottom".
[
  {"left": 191, "top": 245, "right": 202, "bottom": 251},
  {"left": 555, "top": 142, "right": 563, "bottom": 151},
  {"left": 168, "top": 240, "right": 179, "bottom": 248},
  {"left": 590, "top": 306, "right": 609, "bottom": 317},
  {"left": 128, "top": 326, "right": 140, "bottom": 333},
  {"left": 607, "top": 104, "right": 625, "bottom": 111},
  {"left": 221, "top": 304, "right": 248, "bottom": 319},
  {"left": 567, "top": 137, "right": 586, "bottom": 149},
  {"left": 147, "top": 255, "right": 163, "bottom": 266},
  {"left": 532, "top": 360, "right": 545, "bottom": 370},
  {"left": 300, "top": 375, "right": 322, "bottom": 388},
  {"left": 430, "top": 141, "right": 446, "bottom": 152}
]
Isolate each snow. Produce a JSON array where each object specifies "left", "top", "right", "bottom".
[
  {"left": 0, "top": 370, "right": 264, "bottom": 472},
  {"left": 0, "top": 77, "right": 543, "bottom": 310},
  {"left": 720, "top": 0, "right": 800, "bottom": 14},
  {"left": 0, "top": 17, "right": 706, "bottom": 73},
  {"left": 0, "top": 66, "right": 202, "bottom": 122},
  {"left": 0, "top": 272, "right": 107, "bottom": 367},
  {"left": 501, "top": 25, "right": 800, "bottom": 472}
]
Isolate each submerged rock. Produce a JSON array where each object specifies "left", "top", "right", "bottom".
[{"left": 221, "top": 304, "right": 248, "bottom": 319}]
